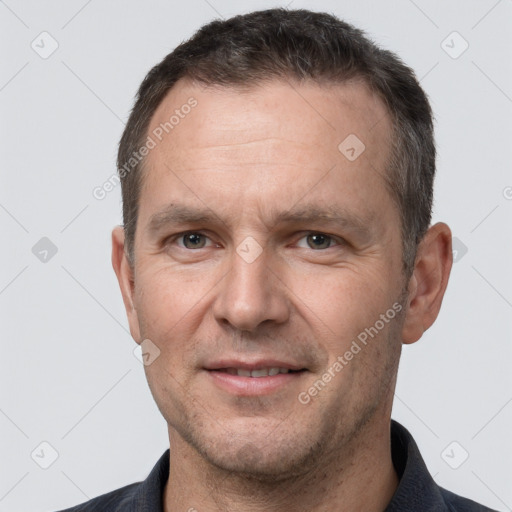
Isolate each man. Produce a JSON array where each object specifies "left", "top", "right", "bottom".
[{"left": 58, "top": 8, "right": 497, "bottom": 512}]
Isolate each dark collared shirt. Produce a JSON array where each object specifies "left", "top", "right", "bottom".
[{"left": 56, "top": 421, "right": 498, "bottom": 511}]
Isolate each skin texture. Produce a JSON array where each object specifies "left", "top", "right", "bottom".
[{"left": 112, "top": 77, "right": 452, "bottom": 511}]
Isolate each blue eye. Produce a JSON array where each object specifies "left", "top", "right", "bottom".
[
  {"left": 177, "top": 232, "right": 212, "bottom": 249},
  {"left": 166, "top": 231, "right": 341, "bottom": 251},
  {"left": 297, "top": 233, "right": 339, "bottom": 250}
]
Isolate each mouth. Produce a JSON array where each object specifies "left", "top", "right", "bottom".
[
  {"left": 204, "top": 361, "right": 308, "bottom": 396},
  {"left": 213, "top": 367, "right": 303, "bottom": 377}
]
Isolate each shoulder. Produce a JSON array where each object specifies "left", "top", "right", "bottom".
[
  {"left": 388, "top": 421, "right": 499, "bottom": 512},
  {"left": 441, "top": 487, "right": 500, "bottom": 512},
  {"left": 53, "top": 449, "right": 170, "bottom": 512},
  {"left": 55, "top": 482, "right": 140, "bottom": 512}
]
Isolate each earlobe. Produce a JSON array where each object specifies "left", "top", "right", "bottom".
[
  {"left": 111, "top": 226, "right": 141, "bottom": 342},
  {"left": 401, "top": 222, "right": 453, "bottom": 345}
]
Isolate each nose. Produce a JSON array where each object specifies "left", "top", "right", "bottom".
[{"left": 212, "top": 245, "right": 290, "bottom": 332}]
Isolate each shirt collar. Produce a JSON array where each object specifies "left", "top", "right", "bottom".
[
  {"left": 385, "top": 420, "right": 446, "bottom": 510},
  {"left": 129, "top": 448, "right": 169, "bottom": 512}
]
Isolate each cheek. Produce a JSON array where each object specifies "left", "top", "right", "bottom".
[
  {"left": 134, "top": 271, "right": 205, "bottom": 405},
  {"left": 290, "top": 264, "right": 396, "bottom": 343},
  {"left": 132, "top": 272, "right": 206, "bottom": 379},
  {"left": 135, "top": 266, "right": 208, "bottom": 332}
]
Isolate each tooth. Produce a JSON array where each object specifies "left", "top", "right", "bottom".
[
  {"left": 232, "top": 367, "right": 293, "bottom": 377},
  {"left": 251, "top": 368, "right": 269, "bottom": 378}
]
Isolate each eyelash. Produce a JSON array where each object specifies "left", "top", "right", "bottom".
[{"left": 165, "top": 231, "right": 344, "bottom": 251}]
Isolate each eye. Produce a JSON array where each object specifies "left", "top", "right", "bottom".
[
  {"left": 296, "top": 232, "right": 341, "bottom": 250},
  {"left": 174, "top": 232, "right": 214, "bottom": 250}
]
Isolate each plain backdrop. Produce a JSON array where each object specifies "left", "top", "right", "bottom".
[{"left": 1, "top": 1, "right": 511, "bottom": 511}]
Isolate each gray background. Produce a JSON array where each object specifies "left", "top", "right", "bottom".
[{"left": 1, "top": 0, "right": 511, "bottom": 511}]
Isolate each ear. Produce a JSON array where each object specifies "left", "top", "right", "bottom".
[
  {"left": 401, "top": 222, "right": 453, "bottom": 344},
  {"left": 111, "top": 226, "right": 142, "bottom": 343}
]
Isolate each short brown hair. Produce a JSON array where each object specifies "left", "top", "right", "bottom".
[{"left": 118, "top": 8, "right": 435, "bottom": 277}]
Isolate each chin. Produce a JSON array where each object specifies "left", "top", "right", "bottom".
[
  {"left": 204, "top": 440, "right": 319, "bottom": 481},
  {"left": 180, "top": 415, "right": 327, "bottom": 481}
]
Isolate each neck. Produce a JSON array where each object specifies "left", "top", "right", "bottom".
[{"left": 163, "top": 417, "right": 398, "bottom": 512}]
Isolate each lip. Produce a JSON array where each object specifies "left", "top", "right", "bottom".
[
  {"left": 203, "top": 359, "right": 307, "bottom": 396},
  {"left": 206, "top": 369, "right": 306, "bottom": 396},
  {"left": 203, "top": 359, "right": 305, "bottom": 372}
]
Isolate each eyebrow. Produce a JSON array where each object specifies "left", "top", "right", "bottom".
[{"left": 146, "top": 202, "right": 374, "bottom": 239}]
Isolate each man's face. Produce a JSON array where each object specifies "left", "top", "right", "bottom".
[{"left": 123, "top": 78, "right": 408, "bottom": 477}]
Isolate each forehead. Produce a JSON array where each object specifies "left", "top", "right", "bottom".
[
  {"left": 139, "top": 77, "right": 395, "bottom": 231},
  {"left": 147, "top": 77, "right": 391, "bottom": 166}
]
